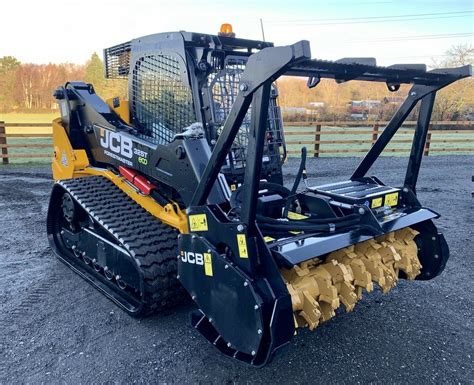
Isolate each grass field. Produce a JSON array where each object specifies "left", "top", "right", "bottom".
[
  {"left": 0, "top": 113, "right": 57, "bottom": 134},
  {"left": 0, "top": 114, "right": 472, "bottom": 164}
]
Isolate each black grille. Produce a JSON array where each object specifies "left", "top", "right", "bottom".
[
  {"left": 208, "top": 56, "right": 285, "bottom": 170},
  {"left": 104, "top": 41, "right": 131, "bottom": 79},
  {"left": 131, "top": 55, "right": 195, "bottom": 144}
]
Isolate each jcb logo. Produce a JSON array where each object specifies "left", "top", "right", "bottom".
[
  {"left": 180, "top": 251, "right": 204, "bottom": 265},
  {"left": 100, "top": 128, "right": 133, "bottom": 159}
]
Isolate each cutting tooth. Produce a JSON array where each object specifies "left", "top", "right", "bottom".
[
  {"left": 393, "top": 228, "right": 421, "bottom": 280},
  {"left": 286, "top": 282, "right": 303, "bottom": 311},
  {"left": 354, "top": 239, "right": 397, "bottom": 293},
  {"left": 299, "top": 291, "right": 322, "bottom": 330},
  {"left": 318, "top": 260, "right": 357, "bottom": 312},
  {"left": 319, "top": 302, "right": 336, "bottom": 322},
  {"left": 328, "top": 246, "right": 373, "bottom": 299},
  {"left": 312, "top": 268, "right": 339, "bottom": 309}
]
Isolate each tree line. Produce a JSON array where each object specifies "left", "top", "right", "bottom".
[
  {"left": 0, "top": 53, "right": 126, "bottom": 113},
  {"left": 278, "top": 44, "right": 473, "bottom": 121},
  {"left": 0, "top": 44, "right": 472, "bottom": 121}
]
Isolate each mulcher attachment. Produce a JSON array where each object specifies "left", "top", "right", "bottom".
[{"left": 283, "top": 228, "right": 421, "bottom": 330}]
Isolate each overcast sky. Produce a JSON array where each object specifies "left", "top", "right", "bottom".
[{"left": 2, "top": 0, "right": 473, "bottom": 66}]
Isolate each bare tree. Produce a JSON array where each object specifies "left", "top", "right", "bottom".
[{"left": 431, "top": 44, "right": 474, "bottom": 121}]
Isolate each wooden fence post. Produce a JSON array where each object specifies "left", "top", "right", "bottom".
[
  {"left": 372, "top": 123, "right": 379, "bottom": 145},
  {"left": 314, "top": 124, "right": 321, "bottom": 157},
  {"left": 0, "top": 121, "right": 8, "bottom": 165},
  {"left": 424, "top": 124, "right": 432, "bottom": 156}
]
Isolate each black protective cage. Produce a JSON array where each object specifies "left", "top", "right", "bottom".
[{"left": 190, "top": 39, "right": 471, "bottom": 223}]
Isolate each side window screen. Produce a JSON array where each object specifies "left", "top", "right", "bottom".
[{"left": 132, "top": 55, "right": 195, "bottom": 144}]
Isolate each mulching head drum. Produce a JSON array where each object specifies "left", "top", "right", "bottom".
[{"left": 282, "top": 228, "right": 421, "bottom": 330}]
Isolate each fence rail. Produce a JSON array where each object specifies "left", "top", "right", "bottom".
[
  {"left": 0, "top": 121, "right": 53, "bottom": 164},
  {"left": 0, "top": 120, "right": 473, "bottom": 164},
  {"left": 284, "top": 121, "right": 473, "bottom": 157}
]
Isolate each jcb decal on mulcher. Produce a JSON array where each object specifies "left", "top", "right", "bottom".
[{"left": 180, "top": 250, "right": 204, "bottom": 265}]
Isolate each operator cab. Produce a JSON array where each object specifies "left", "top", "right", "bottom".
[{"left": 104, "top": 26, "right": 286, "bottom": 186}]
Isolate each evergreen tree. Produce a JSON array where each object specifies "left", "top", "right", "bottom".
[
  {"left": 84, "top": 53, "right": 105, "bottom": 96},
  {"left": 0, "top": 56, "right": 20, "bottom": 73}
]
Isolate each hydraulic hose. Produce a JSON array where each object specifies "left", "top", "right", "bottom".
[
  {"left": 256, "top": 214, "right": 361, "bottom": 233},
  {"left": 283, "top": 147, "right": 307, "bottom": 217}
]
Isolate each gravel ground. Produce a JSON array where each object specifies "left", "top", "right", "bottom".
[{"left": 0, "top": 156, "right": 472, "bottom": 384}]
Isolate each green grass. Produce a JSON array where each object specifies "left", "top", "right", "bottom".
[
  {"left": 0, "top": 113, "right": 58, "bottom": 135},
  {"left": 2, "top": 138, "right": 52, "bottom": 164},
  {"left": 0, "top": 112, "right": 58, "bottom": 123},
  {"left": 285, "top": 126, "right": 474, "bottom": 157}
]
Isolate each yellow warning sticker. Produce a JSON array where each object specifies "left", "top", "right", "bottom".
[
  {"left": 385, "top": 192, "right": 399, "bottom": 207},
  {"left": 264, "top": 236, "right": 275, "bottom": 243},
  {"left": 204, "top": 253, "right": 213, "bottom": 276},
  {"left": 189, "top": 214, "right": 208, "bottom": 232},
  {"left": 237, "top": 234, "right": 248, "bottom": 259},
  {"left": 230, "top": 184, "right": 237, "bottom": 192},
  {"left": 287, "top": 211, "right": 309, "bottom": 220},
  {"left": 371, "top": 197, "right": 383, "bottom": 208}
]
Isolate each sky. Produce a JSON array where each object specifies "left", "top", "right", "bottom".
[{"left": 1, "top": 0, "right": 473, "bottom": 66}]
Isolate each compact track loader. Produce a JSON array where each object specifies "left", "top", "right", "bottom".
[{"left": 47, "top": 26, "right": 471, "bottom": 366}]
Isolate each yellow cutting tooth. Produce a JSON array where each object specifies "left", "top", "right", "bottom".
[
  {"left": 337, "top": 281, "right": 358, "bottom": 312},
  {"left": 319, "top": 302, "right": 336, "bottom": 322},
  {"left": 318, "top": 260, "right": 357, "bottom": 312},
  {"left": 355, "top": 239, "right": 397, "bottom": 293},
  {"left": 286, "top": 283, "right": 303, "bottom": 311},
  {"left": 299, "top": 291, "right": 322, "bottom": 330},
  {"left": 391, "top": 228, "right": 422, "bottom": 280},
  {"left": 312, "top": 269, "right": 340, "bottom": 310},
  {"left": 347, "top": 259, "right": 373, "bottom": 293},
  {"left": 328, "top": 246, "right": 373, "bottom": 299}
]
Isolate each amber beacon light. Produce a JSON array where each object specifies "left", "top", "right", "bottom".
[{"left": 218, "top": 23, "right": 235, "bottom": 37}]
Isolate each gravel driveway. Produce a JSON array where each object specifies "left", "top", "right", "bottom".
[{"left": 0, "top": 156, "right": 472, "bottom": 383}]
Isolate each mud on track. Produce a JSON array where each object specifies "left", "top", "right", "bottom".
[{"left": 0, "top": 156, "right": 472, "bottom": 383}]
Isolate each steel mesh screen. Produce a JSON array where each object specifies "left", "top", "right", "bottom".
[
  {"left": 132, "top": 55, "right": 195, "bottom": 144},
  {"left": 104, "top": 41, "right": 131, "bottom": 79},
  {"left": 208, "top": 56, "right": 285, "bottom": 169}
]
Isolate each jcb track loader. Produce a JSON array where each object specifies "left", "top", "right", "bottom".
[{"left": 47, "top": 26, "right": 471, "bottom": 366}]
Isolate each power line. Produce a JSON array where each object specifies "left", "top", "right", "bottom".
[
  {"left": 266, "top": 10, "right": 474, "bottom": 26},
  {"left": 351, "top": 32, "right": 474, "bottom": 43},
  {"left": 289, "top": 14, "right": 472, "bottom": 26}
]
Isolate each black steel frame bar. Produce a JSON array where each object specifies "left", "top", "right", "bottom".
[
  {"left": 240, "top": 82, "right": 272, "bottom": 229},
  {"left": 350, "top": 90, "right": 421, "bottom": 180},
  {"left": 191, "top": 94, "right": 252, "bottom": 206},
  {"left": 190, "top": 41, "right": 470, "bottom": 216},
  {"left": 404, "top": 92, "right": 436, "bottom": 192},
  {"left": 350, "top": 80, "right": 458, "bottom": 180}
]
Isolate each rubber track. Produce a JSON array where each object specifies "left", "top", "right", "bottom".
[{"left": 57, "top": 175, "right": 185, "bottom": 315}]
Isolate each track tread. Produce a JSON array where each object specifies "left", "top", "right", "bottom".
[{"left": 56, "top": 175, "right": 185, "bottom": 315}]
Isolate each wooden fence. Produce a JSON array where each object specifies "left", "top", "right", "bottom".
[
  {"left": 0, "top": 122, "right": 52, "bottom": 164},
  {"left": 0, "top": 120, "right": 473, "bottom": 164},
  {"left": 284, "top": 121, "right": 474, "bottom": 157}
]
